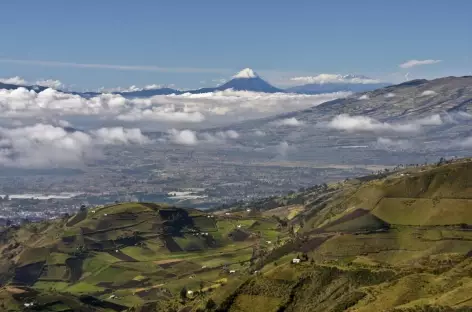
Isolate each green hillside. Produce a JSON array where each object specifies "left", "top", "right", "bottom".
[{"left": 1, "top": 158, "right": 472, "bottom": 311}]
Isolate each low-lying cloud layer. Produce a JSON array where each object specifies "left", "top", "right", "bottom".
[
  {"left": 0, "top": 87, "right": 350, "bottom": 130},
  {"left": 419, "top": 90, "right": 437, "bottom": 97},
  {"left": 0, "top": 76, "right": 64, "bottom": 89},
  {"left": 168, "top": 129, "right": 240, "bottom": 146},
  {"left": 327, "top": 113, "right": 450, "bottom": 134},
  {"left": 0, "top": 124, "right": 150, "bottom": 168},
  {"left": 274, "top": 117, "right": 304, "bottom": 127},
  {"left": 375, "top": 137, "right": 413, "bottom": 150}
]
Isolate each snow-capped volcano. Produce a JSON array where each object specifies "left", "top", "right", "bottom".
[
  {"left": 232, "top": 68, "right": 259, "bottom": 79},
  {"left": 213, "top": 68, "right": 282, "bottom": 93}
]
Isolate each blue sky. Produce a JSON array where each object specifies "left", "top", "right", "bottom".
[{"left": 1, "top": 0, "right": 471, "bottom": 90}]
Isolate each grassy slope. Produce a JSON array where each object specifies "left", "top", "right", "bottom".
[
  {"left": 0, "top": 202, "right": 284, "bottom": 311},
  {"left": 0, "top": 158, "right": 471, "bottom": 311},
  {"left": 218, "top": 158, "right": 472, "bottom": 312}
]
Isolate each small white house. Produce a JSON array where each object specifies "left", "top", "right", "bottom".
[
  {"left": 109, "top": 294, "right": 117, "bottom": 299},
  {"left": 266, "top": 241, "right": 272, "bottom": 244},
  {"left": 187, "top": 290, "right": 194, "bottom": 295},
  {"left": 229, "top": 270, "right": 236, "bottom": 274},
  {"left": 225, "top": 212, "right": 231, "bottom": 216},
  {"left": 292, "top": 258, "right": 301, "bottom": 264},
  {"left": 246, "top": 209, "right": 251, "bottom": 212},
  {"left": 24, "top": 302, "right": 34, "bottom": 307},
  {"left": 237, "top": 225, "right": 242, "bottom": 228}
]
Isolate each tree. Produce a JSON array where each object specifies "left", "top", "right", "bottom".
[
  {"left": 205, "top": 298, "right": 216, "bottom": 310},
  {"left": 437, "top": 157, "right": 446, "bottom": 166},
  {"left": 199, "top": 281, "right": 205, "bottom": 291},
  {"left": 180, "top": 286, "right": 187, "bottom": 301}
]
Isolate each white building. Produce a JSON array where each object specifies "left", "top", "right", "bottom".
[{"left": 292, "top": 258, "right": 301, "bottom": 264}]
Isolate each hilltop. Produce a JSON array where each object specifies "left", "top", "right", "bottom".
[{"left": 0, "top": 158, "right": 471, "bottom": 311}]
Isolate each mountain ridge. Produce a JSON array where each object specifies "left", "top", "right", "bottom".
[{"left": 1, "top": 69, "right": 389, "bottom": 97}]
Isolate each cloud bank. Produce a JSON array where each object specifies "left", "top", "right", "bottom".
[
  {"left": 375, "top": 137, "right": 412, "bottom": 150},
  {"left": 0, "top": 76, "right": 28, "bottom": 85},
  {"left": 0, "top": 124, "right": 150, "bottom": 168},
  {"left": 326, "top": 114, "right": 448, "bottom": 134},
  {"left": 274, "top": 117, "right": 304, "bottom": 127},
  {"left": 0, "top": 87, "right": 350, "bottom": 129},
  {"left": 419, "top": 90, "right": 437, "bottom": 97},
  {"left": 0, "top": 76, "right": 64, "bottom": 89},
  {"left": 168, "top": 129, "right": 240, "bottom": 146}
]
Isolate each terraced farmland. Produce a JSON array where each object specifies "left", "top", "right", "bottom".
[{"left": 0, "top": 158, "right": 471, "bottom": 311}]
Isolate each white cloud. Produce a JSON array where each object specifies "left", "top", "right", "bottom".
[
  {"left": 117, "top": 109, "right": 205, "bottom": 123},
  {"left": 327, "top": 114, "right": 419, "bottom": 133},
  {"left": 199, "top": 130, "right": 240, "bottom": 144},
  {"left": 222, "top": 130, "right": 239, "bottom": 139},
  {"left": 91, "top": 127, "right": 150, "bottom": 145},
  {"left": 358, "top": 94, "right": 370, "bottom": 100},
  {"left": 384, "top": 92, "right": 396, "bottom": 98},
  {"left": 290, "top": 74, "right": 381, "bottom": 85},
  {"left": 399, "top": 59, "right": 442, "bottom": 69},
  {"left": 168, "top": 129, "right": 198, "bottom": 146},
  {"left": 212, "top": 79, "right": 227, "bottom": 86},
  {"left": 274, "top": 117, "right": 304, "bottom": 127},
  {"left": 0, "top": 124, "right": 150, "bottom": 168},
  {"left": 254, "top": 130, "right": 266, "bottom": 136},
  {"left": 0, "top": 77, "right": 64, "bottom": 89},
  {"left": 276, "top": 141, "right": 291, "bottom": 157},
  {"left": 0, "top": 76, "right": 27, "bottom": 85},
  {"left": 375, "top": 137, "right": 412, "bottom": 150},
  {"left": 419, "top": 90, "right": 437, "bottom": 97},
  {"left": 35, "top": 79, "right": 64, "bottom": 89},
  {"left": 0, "top": 87, "right": 349, "bottom": 129},
  {"left": 327, "top": 114, "right": 449, "bottom": 134},
  {"left": 414, "top": 114, "right": 443, "bottom": 126}
]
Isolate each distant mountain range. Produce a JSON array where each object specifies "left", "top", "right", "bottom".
[
  {"left": 0, "top": 68, "right": 388, "bottom": 97},
  {"left": 219, "top": 76, "right": 472, "bottom": 131},
  {"left": 286, "top": 81, "right": 390, "bottom": 94}
]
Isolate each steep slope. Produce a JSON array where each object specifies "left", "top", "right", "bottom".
[
  {"left": 292, "top": 76, "right": 472, "bottom": 120},
  {"left": 1, "top": 159, "right": 471, "bottom": 311},
  {"left": 213, "top": 158, "right": 472, "bottom": 312}
]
